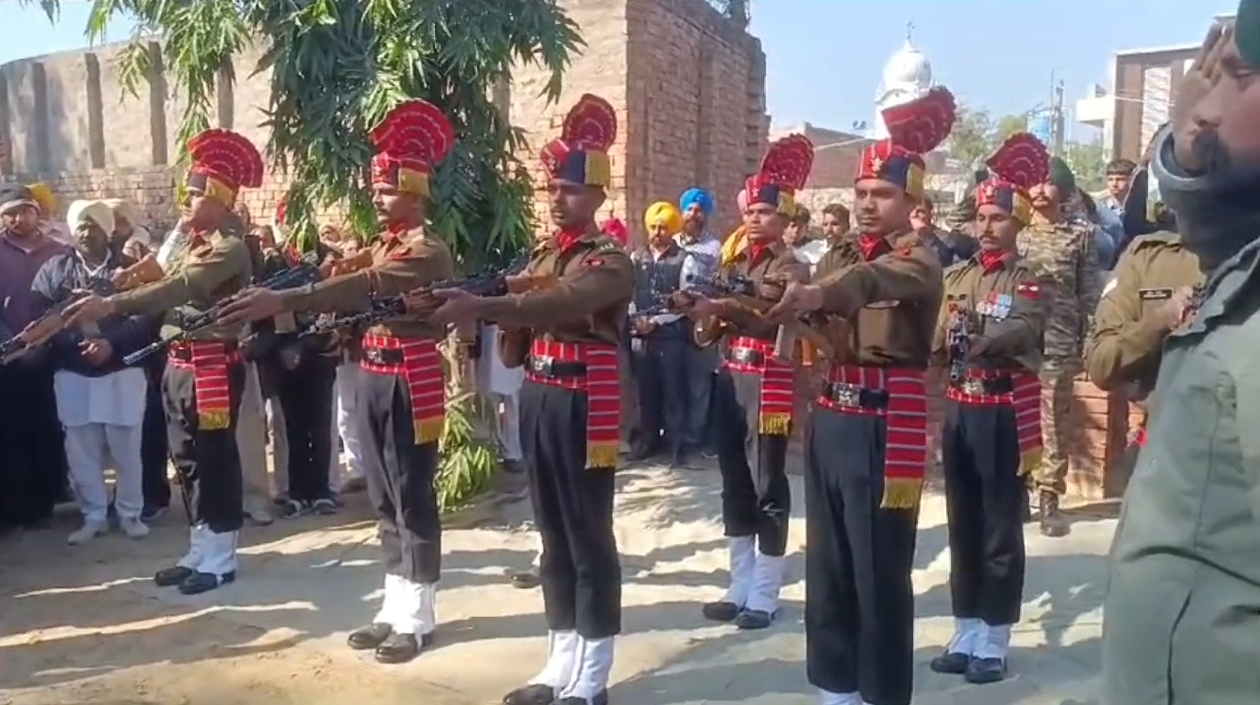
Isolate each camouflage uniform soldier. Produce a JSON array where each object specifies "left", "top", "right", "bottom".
[{"left": 1017, "top": 157, "right": 1104, "bottom": 537}]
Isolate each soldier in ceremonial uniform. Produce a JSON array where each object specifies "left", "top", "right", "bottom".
[
  {"left": 219, "top": 100, "right": 457, "bottom": 664},
  {"left": 1083, "top": 230, "right": 1201, "bottom": 485},
  {"left": 673, "top": 134, "right": 813, "bottom": 632},
  {"left": 767, "top": 87, "right": 956, "bottom": 705},
  {"left": 927, "top": 133, "right": 1052, "bottom": 685},
  {"left": 424, "top": 94, "right": 632, "bottom": 705},
  {"left": 64, "top": 129, "right": 262, "bottom": 595}
]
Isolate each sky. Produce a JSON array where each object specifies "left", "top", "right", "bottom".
[{"left": 0, "top": 0, "right": 1239, "bottom": 141}]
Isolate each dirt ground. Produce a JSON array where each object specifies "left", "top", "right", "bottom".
[{"left": 0, "top": 499, "right": 483, "bottom": 705}]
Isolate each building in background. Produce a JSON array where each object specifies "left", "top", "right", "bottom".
[{"left": 1077, "top": 12, "right": 1234, "bottom": 160}]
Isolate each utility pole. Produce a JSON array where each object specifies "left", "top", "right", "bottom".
[{"left": 1049, "top": 71, "right": 1066, "bottom": 155}]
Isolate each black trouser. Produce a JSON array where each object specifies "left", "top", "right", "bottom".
[
  {"left": 274, "top": 353, "right": 337, "bottom": 502},
  {"left": 712, "top": 368, "right": 790, "bottom": 556},
  {"left": 804, "top": 406, "right": 918, "bottom": 705},
  {"left": 358, "top": 368, "right": 441, "bottom": 584},
  {"left": 941, "top": 399, "right": 1026, "bottom": 627},
  {"left": 162, "top": 361, "right": 245, "bottom": 533},
  {"left": 520, "top": 379, "right": 621, "bottom": 638},
  {"left": 0, "top": 358, "right": 67, "bottom": 530},
  {"left": 629, "top": 334, "right": 689, "bottom": 457},
  {"left": 141, "top": 355, "right": 172, "bottom": 509}
]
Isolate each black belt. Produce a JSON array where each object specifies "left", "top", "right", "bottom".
[
  {"left": 362, "top": 347, "right": 404, "bottom": 366},
  {"left": 950, "top": 376, "right": 1014, "bottom": 396},
  {"left": 821, "top": 381, "right": 889, "bottom": 410},
  {"left": 526, "top": 355, "right": 587, "bottom": 377},
  {"left": 726, "top": 347, "right": 765, "bottom": 366},
  {"left": 169, "top": 341, "right": 239, "bottom": 362}
]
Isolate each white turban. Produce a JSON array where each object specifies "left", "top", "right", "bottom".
[{"left": 65, "top": 199, "right": 116, "bottom": 236}]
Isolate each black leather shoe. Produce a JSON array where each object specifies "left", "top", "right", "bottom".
[
  {"left": 733, "top": 608, "right": 773, "bottom": 630},
  {"left": 964, "top": 657, "right": 1008, "bottom": 684},
  {"left": 552, "top": 690, "right": 608, "bottom": 705},
  {"left": 509, "top": 568, "right": 541, "bottom": 590},
  {"left": 701, "top": 600, "right": 741, "bottom": 622},
  {"left": 1039, "top": 490, "right": 1069, "bottom": 538},
  {"left": 500, "top": 683, "right": 554, "bottom": 705},
  {"left": 154, "top": 565, "right": 194, "bottom": 587},
  {"left": 373, "top": 632, "right": 433, "bottom": 664},
  {"left": 178, "top": 570, "right": 235, "bottom": 595},
  {"left": 929, "top": 651, "right": 972, "bottom": 674},
  {"left": 347, "top": 623, "right": 392, "bottom": 650}
]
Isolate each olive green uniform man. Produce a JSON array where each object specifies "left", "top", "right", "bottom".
[
  {"left": 1083, "top": 231, "right": 1202, "bottom": 490},
  {"left": 1103, "top": 7, "right": 1260, "bottom": 700}
]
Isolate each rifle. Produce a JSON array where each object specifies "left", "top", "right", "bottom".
[
  {"left": 301, "top": 253, "right": 532, "bottom": 337},
  {"left": 0, "top": 254, "right": 166, "bottom": 364},
  {"left": 946, "top": 306, "right": 972, "bottom": 384},
  {"left": 685, "top": 273, "right": 837, "bottom": 361},
  {"left": 122, "top": 252, "right": 322, "bottom": 365}
]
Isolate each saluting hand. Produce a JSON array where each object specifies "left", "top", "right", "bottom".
[
  {"left": 765, "top": 281, "right": 825, "bottom": 320},
  {"left": 62, "top": 293, "right": 116, "bottom": 329},
  {"left": 1171, "top": 22, "right": 1232, "bottom": 172}
]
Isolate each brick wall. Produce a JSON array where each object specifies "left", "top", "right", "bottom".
[{"left": 2, "top": 0, "right": 768, "bottom": 246}]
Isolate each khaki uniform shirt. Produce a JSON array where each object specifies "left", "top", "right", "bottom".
[
  {"left": 810, "top": 231, "right": 943, "bottom": 368},
  {"left": 490, "top": 232, "right": 634, "bottom": 367},
  {"left": 280, "top": 227, "right": 454, "bottom": 340},
  {"left": 1084, "top": 230, "right": 1203, "bottom": 400},
  {"left": 110, "top": 229, "right": 252, "bottom": 341},
  {"left": 931, "top": 254, "right": 1050, "bottom": 373}
]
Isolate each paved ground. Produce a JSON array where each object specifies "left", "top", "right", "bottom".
[{"left": 0, "top": 465, "right": 1111, "bottom": 705}]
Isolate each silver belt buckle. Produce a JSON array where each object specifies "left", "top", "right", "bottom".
[
  {"left": 961, "top": 378, "right": 986, "bottom": 396},
  {"left": 830, "top": 382, "right": 862, "bottom": 407},
  {"left": 530, "top": 355, "right": 554, "bottom": 375}
]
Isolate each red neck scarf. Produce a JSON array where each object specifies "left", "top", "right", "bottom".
[
  {"left": 857, "top": 233, "right": 887, "bottom": 261},
  {"left": 980, "top": 249, "right": 1009, "bottom": 273},
  {"left": 556, "top": 227, "right": 590, "bottom": 254},
  {"left": 748, "top": 242, "right": 771, "bottom": 266}
]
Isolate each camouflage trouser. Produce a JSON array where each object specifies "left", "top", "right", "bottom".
[{"left": 1032, "top": 356, "right": 1081, "bottom": 496}]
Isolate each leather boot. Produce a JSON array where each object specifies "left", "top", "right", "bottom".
[{"left": 1039, "top": 490, "right": 1069, "bottom": 537}]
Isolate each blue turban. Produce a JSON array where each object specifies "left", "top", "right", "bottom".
[{"left": 679, "top": 187, "right": 714, "bottom": 216}]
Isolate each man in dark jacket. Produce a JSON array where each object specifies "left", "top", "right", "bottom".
[{"left": 31, "top": 199, "right": 158, "bottom": 544}]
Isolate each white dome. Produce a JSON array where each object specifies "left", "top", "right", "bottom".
[{"left": 881, "top": 38, "right": 932, "bottom": 89}]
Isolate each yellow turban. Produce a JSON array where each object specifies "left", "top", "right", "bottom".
[
  {"left": 644, "top": 201, "right": 682, "bottom": 234},
  {"left": 26, "top": 183, "right": 55, "bottom": 216},
  {"left": 721, "top": 225, "right": 747, "bottom": 266}
]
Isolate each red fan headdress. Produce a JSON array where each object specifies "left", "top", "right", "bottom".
[
  {"left": 539, "top": 94, "right": 618, "bottom": 188},
  {"left": 856, "top": 86, "right": 957, "bottom": 199},
  {"left": 186, "top": 129, "right": 264, "bottom": 207},
  {"left": 977, "top": 132, "right": 1050, "bottom": 224},
  {"left": 744, "top": 134, "right": 815, "bottom": 216},
  {"left": 370, "top": 100, "right": 456, "bottom": 198}
]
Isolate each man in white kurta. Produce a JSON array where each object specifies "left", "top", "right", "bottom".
[{"left": 31, "top": 200, "right": 155, "bottom": 544}]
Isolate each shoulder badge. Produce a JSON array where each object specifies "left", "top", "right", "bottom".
[{"left": 1102, "top": 277, "right": 1118, "bottom": 298}]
